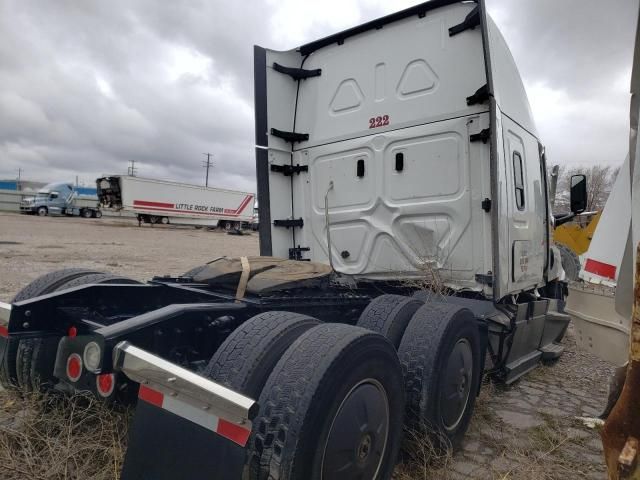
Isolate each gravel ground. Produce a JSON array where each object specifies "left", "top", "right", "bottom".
[
  {"left": 0, "top": 212, "right": 616, "bottom": 479},
  {"left": 0, "top": 211, "right": 259, "bottom": 302}
]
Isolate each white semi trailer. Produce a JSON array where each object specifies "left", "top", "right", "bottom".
[
  {"left": 0, "top": 2, "right": 591, "bottom": 479},
  {"left": 97, "top": 175, "right": 254, "bottom": 229}
]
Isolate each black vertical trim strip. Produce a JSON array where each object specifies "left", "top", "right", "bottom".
[
  {"left": 253, "top": 45, "right": 272, "bottom": 256},
  {"left": 477, "top": 0, "right": 500, "bottom": 301}
]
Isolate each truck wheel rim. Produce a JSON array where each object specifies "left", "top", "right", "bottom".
[
  {"left": 321, "top": 379, "right": 389, "bottom": 480},
  {"left": 440, "top": 338, "right": 473, "bottom": 431}
]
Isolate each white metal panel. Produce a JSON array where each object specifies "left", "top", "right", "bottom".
[
  {"left": 581, "top": 155, "right": 631, "bottom": 285},
  {"left": 294, "top": 115, "right": 492, "bottom": 287},
  {"left": 501, "top": 116, "right": 546, "bottom": 292},
  {"left": 263, "top": 49, "right": 303, "bottom": 258},
  {"left": 486, "top": 17, "right": 538, "bottom": 138},
  {"left": 294, "top": 3, "right": 488, "bottom": 149}
]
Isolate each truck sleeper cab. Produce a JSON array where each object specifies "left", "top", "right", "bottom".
[{"left": 0, "top": 2, "right": 587, "bottom": 479}]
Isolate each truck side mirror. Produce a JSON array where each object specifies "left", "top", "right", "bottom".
[{"left": 570, "top": 174, "right": 587, "bottom": 214}]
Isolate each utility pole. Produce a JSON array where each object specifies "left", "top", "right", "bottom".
[
  {"left": 17, "top": 168, "right": 22, "bottom": 190},
  {"left": 202, "top": 153, "right": 213, "bottom": 187},
  {"left": 128, "top": 160, "right": 137, "bottom": 177}
]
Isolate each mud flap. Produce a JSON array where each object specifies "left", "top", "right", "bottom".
[{"left": 122, "top": 398, "right": 248, "bottom": 480}]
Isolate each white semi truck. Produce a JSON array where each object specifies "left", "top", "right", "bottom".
[
  {"left": 0, "top": 2, "right": 590, "bottom": 479},
  {"left": 97, "top": 175, "right": 254, "bottom": 229}
]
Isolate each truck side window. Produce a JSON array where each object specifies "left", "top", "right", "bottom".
[{"left": 513, "top": 152, "right": 525, "bottom": 210}]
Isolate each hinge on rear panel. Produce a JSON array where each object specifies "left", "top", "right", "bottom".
[
  {"left": 470, "top": 128, "right": 491, "bottom": 144},
  {"left": 270, "top": 164, "right": 308, "bottom": 176},
  {"left": 270, "top": 128, "right": 309, "bottom": 143},
  {"left": 481, "top": 198, "right": 492, "bottom": 212},
  {"left": 466, "top": 84, "right": 490, "bottom": 106},
  {"left": 449, "top": 5, "right": 480, "bottom": 37},
  {"left": 289, "top": 246, "right": 310, "bottom": 261},
  {"left": 273, "top": 63, "right": 322, "bottom": 80},
  {"left": 274, "top": 218, "right": 304, "bottom": 228},
  {"left": 475, "top": 272, "right": 493, "bottom": 286}
]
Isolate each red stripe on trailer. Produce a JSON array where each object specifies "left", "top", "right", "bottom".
[
  {"left": 134, "top": 205, "right": 245, "bottom": 217},
  {"left": 217, "top": 418, "right": 251, "bottom": 446},
  {"left": 0, "top": 325, "right": 8, "bottom": 337},
  {"left": 584, "top": 258, "right": 617, "bottom": 279},
  {"left": 139, "top": 385, "right": 164, "bottom": 407},
  {"left": 133, "top": 200, "right": 174, "bottom": 208},
  {"left": 231, "top": 195, "right": 253, "bottom": 214}
]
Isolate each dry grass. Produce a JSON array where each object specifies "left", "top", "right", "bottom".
[
  {"left": 394, "top": 424, "right": 455, "bottom": 480},
  {"left": 0, "top": 388, "right": 130, "bottom": 480}
]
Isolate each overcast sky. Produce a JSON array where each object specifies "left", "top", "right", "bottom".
[{"left": 0, "top": 0, "right": 637, "bottom": 191}]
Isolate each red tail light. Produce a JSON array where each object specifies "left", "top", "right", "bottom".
[
  {"left": 96, "top": 373, "right": 115, "bottom": 397},
  {"left": 66, "top": 353, "right": 82, "bottom": 382}
]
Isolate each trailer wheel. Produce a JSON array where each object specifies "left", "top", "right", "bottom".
[
  {"left": 81, "top": 208, "right": 92, "bottom": 218},
  {"left": 0, "top": 268, "right": 102, "bottom": 388},
  {"left": 357, "top": 294, "right": 423, "bottom": 348},
  {"left": 93, "top": 210, "right": 102, "bottom": 219},
  {"left": 204, "top": 311, "right": 320, "bottom": 398},
  {"left": 37, "top": 206, "right": 47, "bottom": 216},
  {"left": 398, "top": 303, "right": 481, "bottom": 451},
  {"left": 248, "top": 324, "right": 405, "bottom": 480},
  {"left": 15, "top": 273, "right": 140, "bottom": 391}
]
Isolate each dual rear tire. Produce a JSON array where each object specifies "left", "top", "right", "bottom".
[
  {"left": 204, "top": 313, "right": 405, "bottom": 480},
  {"left": 204, "top": 294, "right": 482, "bottom": 479}
]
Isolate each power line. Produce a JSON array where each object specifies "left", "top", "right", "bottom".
[{"left": 202, "top": 153, "right": 214, "bottom": 187}]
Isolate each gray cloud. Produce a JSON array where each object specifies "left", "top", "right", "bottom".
[{"left": 0, "top": 0, "right": 636, "bottom": 191}]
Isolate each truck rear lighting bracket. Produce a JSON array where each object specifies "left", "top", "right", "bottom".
[
  {"left": 470, "top": 128, "right": 491, "bottom": 144},
  {"left": 289, "top": 246, "right": 310, "bottom": 261},
  {"left": 466, "top": 84, "right": 490, "bottom": 106},
  {"left": 270, "top": 164, "right": 309, "bottom": 176},
  {"left": 273, "top": 218, "right": 304, "bottom": 229},
  {"left": 270, "top": 128, "right": 309, "bottom": 143},
  {"left": 448, "top": 4, "right": 480, "bottom": 37},
  {"left": 273, "top": 62, "right": 322, "bottom": 80},
  {"left": 481, "top": 198, "right": 492, "bottom": 212}
]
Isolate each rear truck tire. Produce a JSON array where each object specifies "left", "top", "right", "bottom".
[
  {"left": 160, "top": 216, "right": 169, "bottom": 225},
  {"left": 93, "top": 209, "right": 102, "bottom": 219},
  {"left": 556, "top": 243, "right": 581, "bottom": 281},
  {"left": 203, "top": 311, "right": 320, "bottom": 397},
  {"left": 81, "top": 208, "right": 92, "bottom": 218},
  {"left": 0, "top": 268, "right": 102, "bottom": 388},
  {"left": 15, "top": 273, "right": 140, "bottom": 392},
  {"left": 398, "top": 302, "right": 482, "bottom": 451},
  {"left": 248, "top": 323, "right": 405, "bottom": 480},
  {"left": 357, "top": 294, "right": 423, "bottom": 348},
  {"left": 37, "top": 206, "right": 47, "bottom": 216}
]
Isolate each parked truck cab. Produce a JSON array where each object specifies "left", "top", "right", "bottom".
[
  {"left": 0, "top": 2, "right": 588, "bottom": 480},
  {"left": 20, "top": 182, "right": 72, "bottom": 216},
  {"left": 20, "top": 181, "right": 101, "bottom": 218}
]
